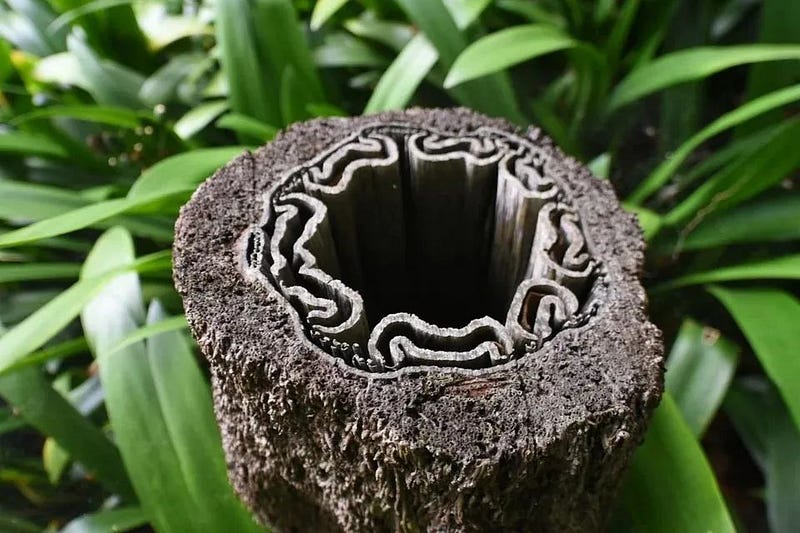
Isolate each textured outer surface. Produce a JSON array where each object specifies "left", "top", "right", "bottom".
[{"left": 173, "top": 108, "right": 664, "bottom": 532}]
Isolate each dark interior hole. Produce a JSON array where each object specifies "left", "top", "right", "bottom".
[{"left": 328, "top": 138, "right": 501, "bottom": 328}]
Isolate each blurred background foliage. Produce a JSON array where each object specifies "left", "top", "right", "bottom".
[{"left": 0, "top": 0, "right": 798, "bottom": 531}]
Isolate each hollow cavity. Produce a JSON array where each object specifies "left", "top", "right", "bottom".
[{"left": 246, "top": 125, "right": 602, "bottom": 372}]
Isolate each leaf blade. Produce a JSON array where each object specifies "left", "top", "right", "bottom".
[
  {"left": 0, "top": 367, "right": 134, "bottom": 499},
  {"left": 365, "top": 34, "right": 438, "bottom": 113},
  {"left": 612, "top": 393, "right": 736, "bottom": 533},
  {"left": 709, "top": 286, "right": 800, "bottom": 433},
  {"left": 629, "top": 83, "right": 800, "bottom": 203},
  {"left": 665, "top": 319, "right": 739, "bottom": 436},
  {"left": 610, "top": 44, "right": 800, "bottom": 110},
  {"left": 444, "top": 24, "right": 576, "bottom": 88}
]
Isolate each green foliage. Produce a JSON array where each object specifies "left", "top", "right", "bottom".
[{"left": 0, "top": 0, "right": 798, "bottom": 530}]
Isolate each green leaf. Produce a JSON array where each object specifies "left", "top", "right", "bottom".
[
  {"left": 0, "top": 181, "right": 173, "bottom": 242},
  {"left": 610, "top": 44, "right": 800, "bottom": 110},
  {"left": 0, "top": 146, "right": 249, "bottom": 248},
  {"left": 0, "top": 367, "right": 135, "bottom": 499},
  {"left": 47, "top": 0, "right": 131, "bottom": 32},
  {"left": 364, "top": 34, "right": 438, "bottom": 113},
  {"left": 60, "top": 506, "right": 148, "bottom": 533},
  {"left": 0, "top": 196, "right": 169, "bottom": 249},
  {"left": 444, "top": 24, "right": 576, "bottom": 88},
  {"left": 654, "top": 254, "right": 800, "bottom": 291},
  {"left": 443, "top": 0, "right": 493, "bottom": 29},
  {"left": 9, "top": 105, "right": 145, "bottom": 129},
  {"left": 67, "top": 33, "right": 146, "bottom": 109},
  {"left": 140, "top": 53, "right": 205, "bottom": 107},
  {"left": 394, "top": 0, "right": 523, "bottom": 122},
  {"left": 629, "top": 83, "right": 800, "bottom": 203},
  {"left": 216, "top": 0, "right": 279, "bottom": 124},
  {"left": 174, "top": 100, "right": 229, "bottom": 140},
  {"left": 253, "top": 0, "right": 324, "bottom": 111},
  {"left": 0, "top": 198, "right": 131, "bottom": 248},
  {"left": 0, "top": 262, "right": 81, "bottom": 283},
  {"left": 0, "top": 6, "right": 57, "bottom": 57},
  {"left": 0, "top": 181, "right": 85, "bottom": 222},
  {"left": 310, "top": 0, "right": 350, "bottom": 30},
  {"left": 741, "top": 0, "right": 800, "bottom": 133},
  {"left": 605, "top": 0, "right": 640, "bottom": 70},
  {"left": 0, "top": 131, "right": 69, "bottom": 159},
  {"left": 314, "top": 33, "right": 387, "bottom": 67},
  {"left": 664, "top": 119, "right": 800, "bottom": 226},
  {"left": 216, "top": 113, "right": 278, "bottom": 141},
  {"left": 612, "top": 393, "right": 736, "bottom": 533},
  {"left": 343, "top": 17, "right": 414, "bottom": 51},
  {"left": 81, "top": 228, "right": 263, "bottom": 532},
  {"left": 43, "top": 437, "right": 70, "bottom": 484},
  {"left": 709, "top": 286, "right": 800, "bottom": 434},
  {"left": 279, "top": 65, "right": 309, "bottom": 124},
  {"left": 128, "top": 146, "right": 249, "bottom": 199},
  {"left": 665, "top": 319, "right": 739, "bottom": 436},
  {"left": 105, "top": 314, "right": 188, "bottom": 357},
  {"left": 33, "top": 51, "right": 87, "bottom": 87},
  {"left": 0, "top": 337, "right": 88, "bottom": 376},
  {"left": 725, "top": 378, "right": 800, "bottom": 533},
  {"left": 0, "top": 405, "right": 27, "bottom": 435},
  {"left": 680, "top": 193, "right": 800, "bottom": 251},
  {"left": 0, "top": 251, "right": 170, "bottom": 373}
]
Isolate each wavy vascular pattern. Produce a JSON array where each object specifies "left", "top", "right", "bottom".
[{"left": 245, "top": 124, "right": 603, "bottom": 372}]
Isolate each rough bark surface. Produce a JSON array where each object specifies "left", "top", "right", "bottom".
[{"left": 173, "top": 108, "right": 664, "bottom": 533}]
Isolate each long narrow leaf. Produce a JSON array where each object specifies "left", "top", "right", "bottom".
[
  {"left": 365, "top": 34, "right": 438, "bottom": 112},
  {"left": 444, "top": 24, "right": 577, "bottom": 88},
  {"left": 612, "top": 393, "right": 735, "bottom": 532},
  {"left": 610, "top": 44, "right": 800, "bottom": 110},
  {"left": 0, "top": 367, "right": 134, "bottom": 499},
  {"left": 216, "top": 0, "right": 279, "bottom": 124},
  {"left": 709, "top": 286, "right": 800, "bottom": 433},
  {"left": 664, "top": 119, "right": 800, "bottom": 225},
  {"left": 10, "top": 104, "right": 144, "bottom": 128},
  {"left": 253, "top": 0, "right": 324, "bottom": 108},
  {"left": 0, "top": 131, "right": 69, "bottom": 159},
  {"left": 725, "top": 378, "right": 800, "bottom": 533},
  {"left": 216, "top": 113, "right": 277, "bottom": 141},
  {"left": 394, "top": 0, "right": 523, "bottom": 122},
  {"left": 106, "top": 314, "right": 188, "bottom": 356},
  {"left": 67, "top": 34, "right": 145, "bottom": 109},
  {"left": 680, "top": 193, "right": 800, "bottom": 251},
  {"left": 127, "top": 146, "right": 249, "bottom": 199},
  {"left": 174, "top": 101, "right": 229, "bottom": 140},
  {"left": 0, "top": 147, "right": 248, "bottom": 248},
  {"left": 665, "top": 319, "right": 739, "bottom": 436},
  {"left": 81, "top": 228, "right": 263, "bottom": 532},
  {"left": 654, "top": 254, "right": 800, "bottom": 291},
  {"left": 629, "top": 83, "right": 800, "bottom": 203},
  {"left": 0, "top": 337, "right": 88, "bottom": 377},
  {"left": 0, "top": 251, "right": 170, "bottom": 373},
  {"left": 60, "top": 506, "right": 148, "bottom": 533},
  {"left": 0, "top": 262, "right": 81, "bottom": 283},
  {"left": 310, "top": 0, "right": 349, "bottom": 30}
]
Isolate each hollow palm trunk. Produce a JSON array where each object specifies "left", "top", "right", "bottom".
[{"left": 173, "top": 108, "right": 663, "bottom": 532}]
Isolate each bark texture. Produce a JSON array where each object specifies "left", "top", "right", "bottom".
[{"left": 173, "top": 108, "right": 664, "bottom": 532}]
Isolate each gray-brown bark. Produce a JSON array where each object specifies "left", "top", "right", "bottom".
[{"left": 173, "top": 108, "right": 664, "bottom": 532}]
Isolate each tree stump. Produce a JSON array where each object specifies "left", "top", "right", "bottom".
[{"left": 173, "top": 108, "right": 663, "bottom": 532}]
